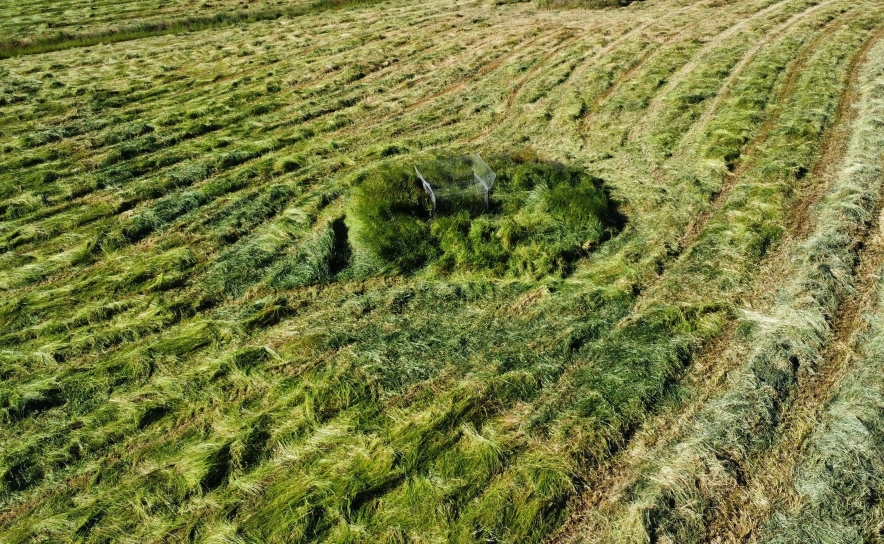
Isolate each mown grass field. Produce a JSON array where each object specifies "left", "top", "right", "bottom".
[{"left": 3, "top": 0, "right": 884, "bottom": 542}]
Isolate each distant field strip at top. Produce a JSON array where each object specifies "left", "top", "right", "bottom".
[{"left": 0, "top": 0, "right": 383, "bottom": 59}]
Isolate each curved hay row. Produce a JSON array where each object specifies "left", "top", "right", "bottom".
[
  {"left": 559, "top": 15, "right": 884, "bottom": 544},
  {"left": 724, "top": 33, "right": 884, "bottom": 544}
]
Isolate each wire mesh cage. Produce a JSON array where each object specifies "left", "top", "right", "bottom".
[{"left": 414, "top": 154, "right": 496, "bottom": 215}]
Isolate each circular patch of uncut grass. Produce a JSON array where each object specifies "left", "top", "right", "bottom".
[{"left": 347, "top": 153, "right": 624, "bottom": 277}]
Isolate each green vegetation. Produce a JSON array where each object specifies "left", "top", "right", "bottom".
[
  {"left": 615, "top": 25, "right": 884, "bottom": 542},
  {"left": 3, "top": 0, "right": 884, "bottom": 542},
  {"left": 348, "top": 155, "right": 622, "bottom": 275},
  {"left": 758, "top": 278, "right": 884, "bottom": 541}
]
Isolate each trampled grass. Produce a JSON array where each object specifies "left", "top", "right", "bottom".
[{"left": 3, "top": 0, "right": 884, "bottom": 542}]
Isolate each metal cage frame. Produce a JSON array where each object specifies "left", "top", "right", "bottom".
[{"left": 414, "top": 154, "right": 496, "bottom": 214}]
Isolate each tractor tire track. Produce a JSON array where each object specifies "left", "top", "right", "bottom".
[
  {"left": 578, "top": 19, "right": 704, "bottom": 135},
  {"left": 675, "top": 4, "right": 849, "bottom": 255},
  {"left": 393, "top": 27, "right": 567, "bottom": 116},
  {"left": 471, "top": 0, "right": 711, "bottom": 146},
  {"left": 561, "top": 0, "right": 730, "bottom": 90},
  {"left": 569, "top": 0, "right": 768, "bottom": 134},
  {"left": 466, "top": 32, "right": 592, "bottom": 144},
  {"left": 711, "top": 214, "right": 884, "bottom": 544}
]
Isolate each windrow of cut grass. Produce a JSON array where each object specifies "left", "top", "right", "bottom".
[
  {"left": 757, "top": 279, "right": 884, "bottom": 543},
  {"left": 750, "top": 36, "right": 884, "bottom": 544},
  {"left": 3, "top": 0, "right": 884, "bottom": 541},
  {"left": 542, "top": 0, "right": 835, "bottom": 276},
  {"left": 0, "top": 0, "right": 306, "bottom": 44},
  {"left": 576, "top": 17, "right": 884, "bottom": 544},
  {"left": 527, "top": 0, "right": 879, "bottom": 511}
]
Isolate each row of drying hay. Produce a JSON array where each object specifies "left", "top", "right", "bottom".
[
  {"left": 758, "top": 273, "right": 884, "bottom": 541},
  {"left": 596, "top": 20, "right": 884, "bottom": 544},
  {"left": 755, "top": 36, "right": 884, "bottom": 544},
  {"left": 345, "top": 151, "right": 624, "bottom": 278},
  {"left": 490, "top": 7, "right": 871, "bottom": 524}
]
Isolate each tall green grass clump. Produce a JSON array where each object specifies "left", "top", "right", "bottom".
[
  {"left": 348, "top": 164, "right": 437, "bottom": 271},
  {"left": 347, "top": 155, "right": 622, "bottom": 276}
]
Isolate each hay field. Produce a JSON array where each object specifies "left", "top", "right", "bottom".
[{"left": 3, "top": 0, "right": 884, "bottom": 542}]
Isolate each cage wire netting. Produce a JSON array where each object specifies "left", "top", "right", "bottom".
[
  {"left": 350, "top": 153, "right": 623, "bottom": 274},
  {"left": 415, "top": 154, "right": 496, "bottom": 214}
]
